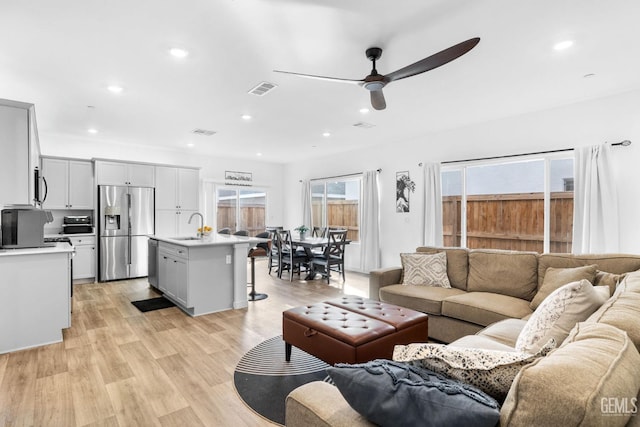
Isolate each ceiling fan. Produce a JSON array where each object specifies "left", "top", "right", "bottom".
[{"left": 274, "top": 37, "right": 480, "bottom": 111}]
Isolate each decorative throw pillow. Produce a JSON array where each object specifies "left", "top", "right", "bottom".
[
  {"left": 516, "top": 279, "right": 608, "bottom": 354},
  {"left": 530, "top": 264, "right": 598, "bottom": 310},
  {"left": 593, "top": 270, "right": 625, "bottom": 296},
  {"left": 392, "top": 340, "right": 555, "bottom": 401},
  {"left": 400, "top": 252, "right": 451, "bottom": 288},
  {"left": 327, "top": 359, "right": 500, "bottom": 427}
]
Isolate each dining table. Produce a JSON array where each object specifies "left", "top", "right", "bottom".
[{"left": 290, "top": 235, "right": 350, "bottom": 280}]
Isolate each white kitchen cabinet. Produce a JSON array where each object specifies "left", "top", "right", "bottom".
[
  {"left": 155, "top": 166, "right": 200, "bottom": 236},
  {"left": 0, "top": 100, "right": 40, "bottom": 208},
  {"left": 155, "top": 210, "right": 198, "bottom": 238},
  {"left": 69, "top": 235, "right": 96, "bottom": 280},
  {"left": 41, "top": 157, "right": 93, "bottom": 209},
  {"left": 95, "top": 161, "right": 155, "bottom": 187},
  {"left": 158, "top": 244, "right": 189, "bottom": 307},
  {"left": 156, "top": 166, "right": 199, "bottom": 210}
]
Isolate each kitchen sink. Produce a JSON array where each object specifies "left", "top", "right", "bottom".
[{"left": 170, "top": 236, "right": 202, "bottom": 241}]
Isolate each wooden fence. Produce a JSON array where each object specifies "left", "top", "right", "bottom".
[
  {"left": 443, "top": 192, "right": 573, "bottom": 253},
  {"left": 313, "top": 200, "right": 360, "bottom": 241},
  {"left": 217, "top": 200, "right": 360, "bottom": 240}
]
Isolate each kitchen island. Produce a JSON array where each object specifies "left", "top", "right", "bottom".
[
  {"left": 149, "top": 234, "right": 267, "bottom": 316},
  {"left": 0, "top": 243, "right": 74, "bottom": 354}
]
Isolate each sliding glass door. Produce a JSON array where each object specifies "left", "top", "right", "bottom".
[{"left": 215, "top": 187, "right": 267, "bottom": 236}]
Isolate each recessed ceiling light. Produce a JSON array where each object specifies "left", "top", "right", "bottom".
[
  {"left": 169, "top": 48, "right": 189, "bottom": 58},
  {"left": 322, "top": 132, "right": 331, "bottom": 137},
  {"left": 256, "top": 152, "right": 262, "bottom": 156},
  {"left": 242, "top": 114, "right": 252, "bottom": 120},
  {"left": 87, "top": 128, "right": 98, "bottom": 134},
  {"left": 187, "top": 143, "right": 194, "bottom": 148},
  {"left": 107, "top": 85, "right": 123, "bottom": 94},
  {"left": 553, "top": 40, "right": 574, "bottom": 51},
  {"left": 359, "top": 108, "right": 370, "bottom": 114}
]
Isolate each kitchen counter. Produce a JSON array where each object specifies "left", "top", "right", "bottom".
[
  {"left": 0, "top": 242, "right": 73, "bottom": 354},
  {"left": 151, "top": 234, "right": 267, "bottom": 247},
  {"left": 0, "top": 242, "right": 74, "bottom": 256},
  {"left": 150, "top": 235, "right": 268, "bottom": 315}
]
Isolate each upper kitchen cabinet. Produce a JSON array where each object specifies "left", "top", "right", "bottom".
[
  {"left": 41, "top": 157, "right": 94, "bottom": 209},
  {"left": 155, "top": 166, "right": 199, "bottom": 210},
  {"left": 0, "top": 99, "right": 41, "bottom": 208},
  {"left": 95, "top": 160, "right": 155, "bottom": 187}
]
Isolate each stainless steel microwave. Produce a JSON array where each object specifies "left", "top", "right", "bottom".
[{"left": 1, "top": 207, "right": 53, "bottom": 248}]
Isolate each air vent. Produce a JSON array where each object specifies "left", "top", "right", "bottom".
[
  {"left": 248, "top": 81, "right": 277, "bottom": 96},
  {"left": 191, "top": 128, "right": 216, "bottom": 136},
  {"left": 352, "top": 122, "right": 375, "bottom": 129}
]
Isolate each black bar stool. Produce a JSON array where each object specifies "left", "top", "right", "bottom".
[{"left": 248, "top": 246, "right": 268, "bottom": 301}]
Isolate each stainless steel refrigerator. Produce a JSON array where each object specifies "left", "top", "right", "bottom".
[{"left": 99, "top": 185, "right": 154, "bottom": 281}]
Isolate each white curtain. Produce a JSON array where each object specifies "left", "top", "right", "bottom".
[
  {"left": 422, "top": 162, "right": 443, "bottom": 246},
  {"left": 360, "top": 170, "right": 381, "bottom": 272},
  {"left": 301, "top": 179, "right": 312, "bottom": 228},
  {"left": 573, "top": 143, "right": 619, "bottom": 253}
]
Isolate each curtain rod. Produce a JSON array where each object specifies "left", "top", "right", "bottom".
[
  {"left": 418, "top": 140, "right": 632, "bottom": 166},
  {"left": 299, "top": 168, "right": 381, "bottom": 183}
]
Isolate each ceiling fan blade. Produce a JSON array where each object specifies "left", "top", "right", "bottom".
[
  {"left": 385, "top": 37, "right": 480, "bottom": 83},
  {"left": 370, "top": 90, "right": 386, "bottom": 110},
  {"left": 273, "top": 70, "right": 363, "bottom": 85}
]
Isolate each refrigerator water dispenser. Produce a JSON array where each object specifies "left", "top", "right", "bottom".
[{"left": 104, "top": 205, "right": 121, "bottom": 230}]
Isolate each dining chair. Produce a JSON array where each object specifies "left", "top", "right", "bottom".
[
  {"left": 218, "top": 227, "right": 231, "bottom": 234},
  {"left": 277, "top": 229, "right": 309, "bottom": 281},
  {"left": 233, "top": 230, "right": 249, "bottom": 236},
  {"left": 312, "top": 226, "right": 327, "bottom": 238},
  {"left": 268, "top": 230, "right": 282, "bottom": 275},
  {"left": 311, "top": 229, "right": 347, "bottom": 283}
]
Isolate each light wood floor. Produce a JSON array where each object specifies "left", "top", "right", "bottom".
[{"left": 0, "top": 260, "right": 370, "bottom": 427}]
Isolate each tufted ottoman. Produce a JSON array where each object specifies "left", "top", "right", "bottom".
[{"left": 282, "top": 296, "right": 428, "bottom": 365}]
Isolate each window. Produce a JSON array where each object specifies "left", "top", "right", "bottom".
[
  {"left": 215, "top": 187, "right": 267, "bottom": 236},
  {"left": 442, "top": 156, "right": 574, "bottom": 253},
  {"left": 311, "top": 177, "right": 361, "bottom": 242}
]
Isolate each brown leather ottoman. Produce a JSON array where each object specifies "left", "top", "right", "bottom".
[{"left": 282, "top": 296, "right": 428, "bottom": 365}]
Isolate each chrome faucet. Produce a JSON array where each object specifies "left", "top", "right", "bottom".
[{"left": 188, "top": 212, "right": 204, "bottom": 238}]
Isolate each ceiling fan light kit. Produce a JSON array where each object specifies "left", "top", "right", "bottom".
[{"left": 274, "top": 37, "right": 480, "bottom": 110}]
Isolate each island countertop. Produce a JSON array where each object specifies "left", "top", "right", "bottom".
[{"left": 150, "top": 234, "right": 268, "bottom": 247}]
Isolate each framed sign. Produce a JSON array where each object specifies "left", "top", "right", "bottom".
[{"left": 225, "top": 170, "right": 252, "bottom": 182}]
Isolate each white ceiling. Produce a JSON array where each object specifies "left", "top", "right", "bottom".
[{"left": 2, "top": 0, "right": 640, "bottom": 163}]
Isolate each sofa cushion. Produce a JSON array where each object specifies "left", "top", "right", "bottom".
[
  {"left": 501, "top": 322, "right": 640, "bottom": 427},
  {"left": 529, "top": 264, "right": 597, "bottom": 310},
  {"left": 441, "top": 292, "right": 533, "bottom": 327},
  {"left": 537, "top": 253, "right": 640, "bottom": 288},
  {"left": 449, "top": 335, "right": 517, "bottom": 352},
  {"left": 467, "top": 249, "right": 538, "bottom": 301},
  {"left": 476, "top": 318, "right": 528, "bottom": 348},
  {"left": 587, "top": 270, "right": 640, "bottom": 352},
  {"left": 379, "top": 284, "right": 466, "bottom": 315},
  {"left": 416, "top": 247, "right": 469, "bottom": 290},
  {"left": 327, "top": 359, "right": 500, "bottom": 427},
  {"left": 515, "top": 280, "right": 608, "bottom": 354},
  {"left": 400, "top": 252, "right": 451, "bottom": 288},
  {"left": 393, "top": 340, "right": 555, "bottom": 401}
]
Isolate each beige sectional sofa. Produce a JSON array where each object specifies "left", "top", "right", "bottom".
[
  {"left": 286, "top": 248, "right": 640, "bottom": 426},
  {"left": 370, "top": 247, "right": 640, "bottom": 343}
]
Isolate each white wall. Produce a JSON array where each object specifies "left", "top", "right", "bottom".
[
  {"left": 39, "top": 136, "right": 286, "bottom": 229},
  {"left": 283, "top": 89, "right": 640, "bottom": 269}
]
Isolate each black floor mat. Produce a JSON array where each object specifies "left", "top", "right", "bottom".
[{"left": 131, "top": 297, "right": 176, "bottom": 312}]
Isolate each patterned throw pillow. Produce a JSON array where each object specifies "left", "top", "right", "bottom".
[
  {"left": 400, "top": 252, "right": 451, "bottom": 288},
  {"left": 393, "top": 340, "right": 555, "bottom": 401},
  {"left": 516, "top": 279, "right": 608, "bottom": 354}
]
